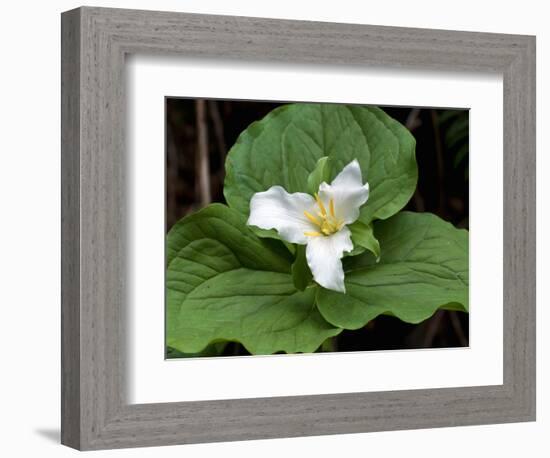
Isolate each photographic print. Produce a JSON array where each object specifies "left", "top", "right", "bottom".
[{"left": 165, "top": 100, "right": 469, "bottom": 358}]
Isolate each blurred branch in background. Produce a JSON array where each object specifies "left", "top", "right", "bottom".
[
  {"left": 405, "top": 107, "right": 422, "bottom": 131},
  {"left": 195, "top": 99, "right": 212, "bottom": 207},
  {"left": 166, "top": 116, "right": 180, "bottom": 230},
  {"left": 430, "top": 109, "right": 447, "bottom": 217}
]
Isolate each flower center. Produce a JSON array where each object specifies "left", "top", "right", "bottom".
[{"left": 303, "top": 194, "right": 344, "bottom": 237}]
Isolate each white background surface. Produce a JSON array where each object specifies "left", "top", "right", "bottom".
[
  {"left": 0, "top": 0, "right": 546, "bottom": 457},
  {"left": 128, "top": 57, "right": 503, "bottom": 403}
]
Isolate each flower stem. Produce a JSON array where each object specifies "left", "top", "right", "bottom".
[{"left": 320, "top": 337, "right": 336, "bottom": 353}]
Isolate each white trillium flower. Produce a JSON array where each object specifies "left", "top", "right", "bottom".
[{"left": 247, "top": 159, "right": 369, "bottom": 293}]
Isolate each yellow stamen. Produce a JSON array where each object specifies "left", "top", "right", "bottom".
[
  {"left": 315, "top": 193, "right": 327, "bottom": 216},
  {"left": 304, "top": 193, "right": 345, "bottom": 237},
  {"left": 329, "top": 198, "right": 335, "bottom": 217},
  {"left": 303, "top": 211, "right": 321, "bottom": 227}
]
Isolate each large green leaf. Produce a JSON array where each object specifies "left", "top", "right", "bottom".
[
  {"left": 316, "top": 212, "right": 468, "bottom": 329},
  {"left": 166, "top": 203, "right": 291, "bottom": 270},
  {"left": 166, "top": 204, "right": 340, "bottom": 355},
  {"left": 291, "top": 245, "right": 313, "bottom": 291},
  {"left": 224, "top": 104, "right": 417, "bottom": 226}
]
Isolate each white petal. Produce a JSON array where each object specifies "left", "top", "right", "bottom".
[
  {"left": 247, "top": 186, "right": 318, "bottom": 245},
  {"left": 318, "top": 159, "right": 369, "bottom": 225},
  {"left": 306, "top": 227, "right": 353, "bottom": 293}
]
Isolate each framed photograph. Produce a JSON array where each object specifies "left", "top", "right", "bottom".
[{"left": 61, "top": 6, "right": 536, "bottom": 450}]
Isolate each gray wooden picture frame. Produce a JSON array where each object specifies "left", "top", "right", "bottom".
[{"left": 61, "top": 6, "right": 536, "bottom": 451}]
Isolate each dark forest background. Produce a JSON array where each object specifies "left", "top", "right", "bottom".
[{"left": 166, "top": 99, "right": 469, "bottom": 358}]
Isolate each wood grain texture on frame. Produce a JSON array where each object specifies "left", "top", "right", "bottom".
[{"left": 61, "top": 6, "right": 536, "bottom": 450}]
